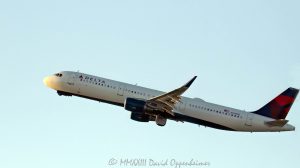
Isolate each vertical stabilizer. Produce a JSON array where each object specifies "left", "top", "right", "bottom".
[{"left": 252, "top": 88, "right": 299, "bottom": 119}]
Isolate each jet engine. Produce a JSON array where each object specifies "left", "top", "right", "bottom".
[
  {"left": 125, "top": 98, "right": 150, "bottom": 122},
  {"left": 124, "top": 97, "right": 167, "bottom": 125}
]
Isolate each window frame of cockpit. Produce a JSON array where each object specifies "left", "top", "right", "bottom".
[{"left": 54, "top": 73, "right": 63, "bottom": 77}]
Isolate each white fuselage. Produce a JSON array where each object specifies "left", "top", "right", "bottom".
[{"left": 43, "top": 71, "right": 295, "bottom": 132}]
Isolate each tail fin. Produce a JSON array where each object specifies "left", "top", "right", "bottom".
[{"left": 252, "top": 87, "right": 299, "bottom": 119}]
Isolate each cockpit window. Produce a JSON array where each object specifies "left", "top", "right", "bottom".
[{"left": 54, "top": 73, "right": 63, "bottom": 77}]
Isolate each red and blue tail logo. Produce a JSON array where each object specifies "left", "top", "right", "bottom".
[{"left": 253, "top": 88, "right": 299, "bottom": 119}]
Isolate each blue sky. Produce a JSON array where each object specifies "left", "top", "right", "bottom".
[{"left": 0, "top": 0, "right": 300, "bottom": 168}]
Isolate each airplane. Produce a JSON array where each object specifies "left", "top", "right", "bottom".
[{"left": 43, "top": 71, "right": 298, "bottom": 132}]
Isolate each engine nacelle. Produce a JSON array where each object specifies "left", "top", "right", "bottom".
[
  {"left": 130, "top": 113, "right": 150, "bottom": 122},
  {"left": 124, "top": 98, "right": 167, "bottom": 125},
  {"left": 125, "top": 98, "right": 147, "bottom": 113},
  {"left": 125, "top": 98, "right": 150, "bottom": 122}
]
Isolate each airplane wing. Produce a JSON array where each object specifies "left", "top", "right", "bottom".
[{"left": 148, "top": 76, "right": 197, "bottom": 116}]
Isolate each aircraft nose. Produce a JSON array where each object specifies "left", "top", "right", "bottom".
[
  {"left": 43, "top": 76, "right": 50, "bottom": 87},
  {"left": 43, "top": 76, "right": 56, "bottom": 89}
]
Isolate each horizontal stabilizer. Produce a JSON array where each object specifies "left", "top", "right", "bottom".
[{"left": 265, "top": 119, "right": 289, "bottom": 127}]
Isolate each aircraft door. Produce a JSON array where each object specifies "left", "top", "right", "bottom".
[
  {"left": 71, "top": 74, "right": 76, "bottom": 82},
  {"left": 245, "top": 113, "right": 253, "bottom": 126},
  {"left": 178, "top": 102, "right": 186, "bottom": 112},
  {"left": 117, "top": 84, "right": 124, "bottom": 96},
  {"left": 67, "top": 74, "right": 76, "bottom": 86},
  {"left": 67, "top": 73, "right": 80, "bottom": 94}
]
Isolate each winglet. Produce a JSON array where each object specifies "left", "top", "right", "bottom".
[{"left": 184, "top": 76, "right": 197, "bottom": 88}]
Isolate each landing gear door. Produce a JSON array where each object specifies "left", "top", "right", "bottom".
[{"left": 245, "top": 113, "right": 253, "bottom": 126}]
